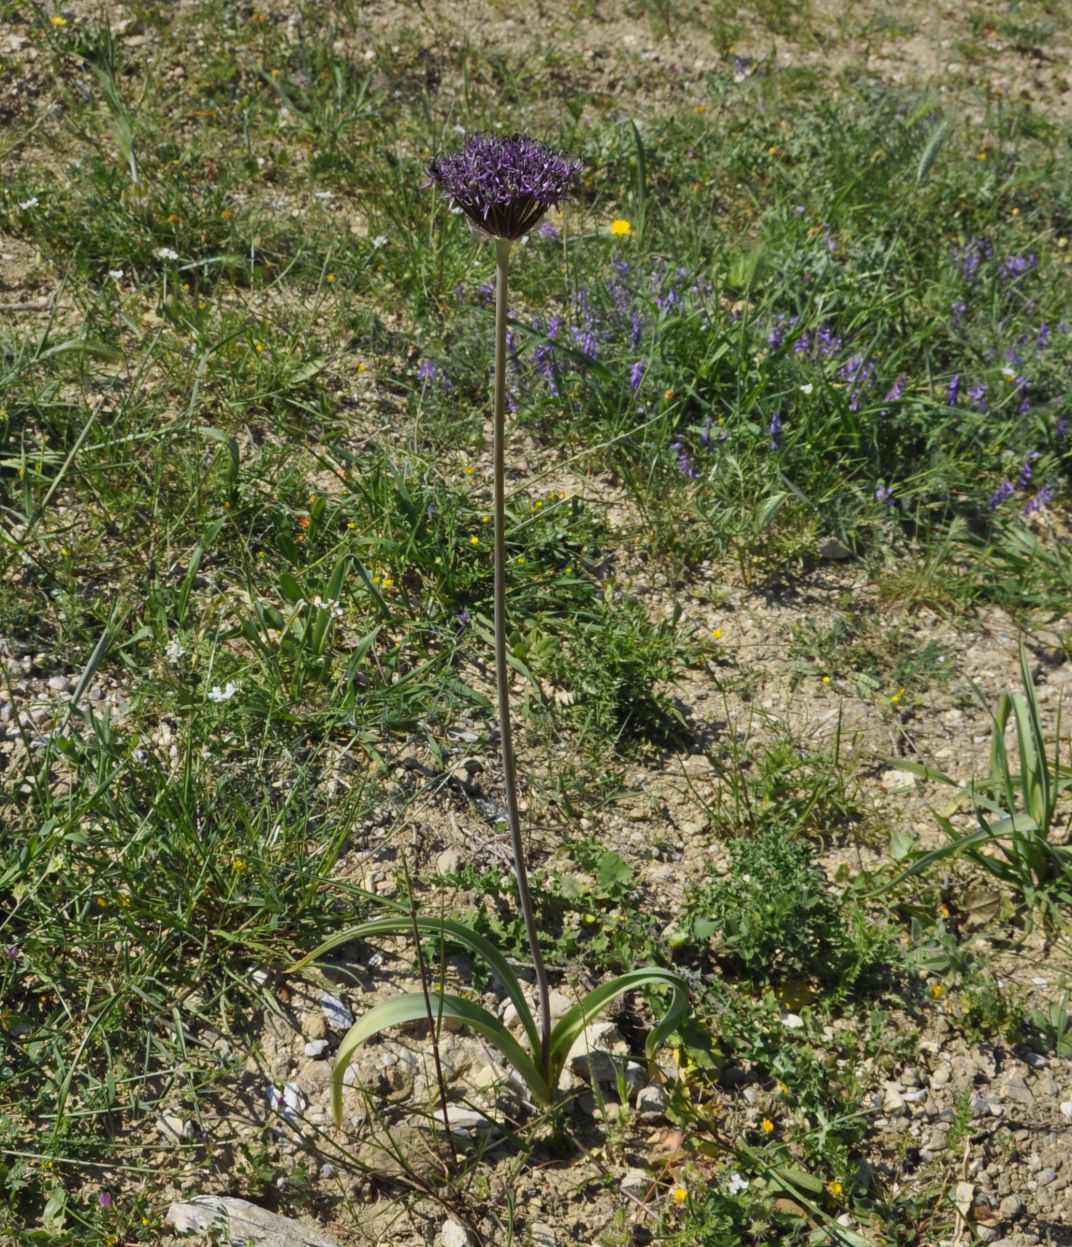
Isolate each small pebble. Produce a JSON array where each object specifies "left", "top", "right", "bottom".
[
  {"left": 304, "top": 1039, "right": 329, "bottom": 1058},
  {"left": 1037, "top": 1168, "right": 1057, "bottom": 1187}
]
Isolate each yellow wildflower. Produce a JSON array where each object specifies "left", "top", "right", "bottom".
[
  {"left": 672, "top": 1186, "right": 688, "bottom": 1202},
  {"left": 610, "top": 218, "right": 632, "bottom": 237},
  {"left": 51, "top": 14, "right": 68, "bottom": 26},
  {"left": 711, "top": 628, "right": 723, "bottom": 641},
  {"left": 760, "top": 1118, "right": 774, "bottom": 1134},
  {"left": 827, "top": 1179, "right": 843, "bottom": 1197}
]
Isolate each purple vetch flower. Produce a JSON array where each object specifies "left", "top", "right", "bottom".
[
  {"left": 1000, "top": 253, "right": 1036, "bottom": 280},
  {"left": 539, "top": 220, "right": 559, "bottom": 240},
  {"left": 4, "top": 945, "right": 17, "bottom": 959},
  {"left": 670, "top": 436, "right": 699, "bottom": 478},
  {"left": 629, "top": 360, "right": 646, "bottom": 393},
  {"left": 1036, "top": 323, "right": 1051, "bottom": 348},
  {"left": 630, "top": 310, "right": 645, "bottom": 353},
  {"left": 879, "top": 373, "right": 906, "bottom": 414},
  {"left": 426, "top": 132, "right": 582, "bottom": 241},
  {"left": 947, "top": 374, "right": 961, "bottom": 407},
  {"left": 699, "top": 417, "right": 713, "bottom": 452},
  {"left": 99, "top": 1192, "right": 114, "bottom": 1208},
  {"left": 1015, "top": 376, "right": 1031, "bottom": 414},
  {"left": 967, "top": 381, "right": 988, "bottom": 412},
  {"left": 1018, "top": 452, "right": 1040, "bottom": 488},
  {"left": 1056, "top": 416, "right": 1068, "bottom": 439},
  {"left": 953, "top": 236, "right": 993, "bottom": 280},
  {"left": 951, "top": 300, "right": 967, "bottom": 326},
  {"left": 417, "top": 358, "right": 438, "bottom": 383},
  {"left": 458, "top": 608, "right": 471, "bottom": 625},
  {"left": 875, "top": 483, "right": 895, "bottom": 505},
  {"left": 837, "top": 353, "right": 877, "bottom": 411},
  {"left": 1023, "top": 486, "right": 1051, "bottom": 515},
  {"left": 769, "top": 410, "right": 783, "bottom": 451},
  {"left": 989, "top": 479, "right": 1014, "bottom": 510}
]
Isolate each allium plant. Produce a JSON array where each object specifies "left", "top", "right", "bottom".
[{"left": 292, "top": 133, "right": 687, "bottom": 1118}]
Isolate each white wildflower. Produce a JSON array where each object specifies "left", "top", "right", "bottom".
[
  {"left": 18, "top": 196, "right": 39, "bottom": 210},
  {"left": 313, "top": 190, "right": 335, "bottom": 201},
  {"left": 370, "top": 234, "right": 388, "bottom": 249},
  {"left": 312, "top": 595, "right": 343, "bottom": 618},
  {"left": 107, "top": 268, "right": 124, "bottom": 280},
  {"left": 207, "top": 680, "right": 238, "bottom": 702},
  {"left": 799, "top": 383, "right": 814, "bottom": 395},
  {"left": 726, "top": 1171, "right": 750, "bottom": 1194},
  {"left": 155, "top": 246, "right": 179, "bottom": 261},
  {"left": 165, "top": 638, "right": 185, "bottom": 665}
]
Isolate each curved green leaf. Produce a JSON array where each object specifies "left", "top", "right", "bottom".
[
  {"left": 547, "top": 967, "right": 689, "bottom": 1082},
  {"left": 330, "top": 991, "right": 550, "bottom": 1124},
  {"left": 289, "top": 917, "right": 541, "bottom": 1057}
]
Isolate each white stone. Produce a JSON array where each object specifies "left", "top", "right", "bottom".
[
  {"left": 529, "top": 1222, "right": 557, "bottom": 1247},
  {"left": 567, "top": 1021, "right": 631, "bottom": 1085},
  {"left": 620, "top": 1167, "right": 651, "bottom": 1199},
  {"left": 304, "top": 1039, "right": 329, "bottom": 1058},
  {"left": 635, "top": 1084, "right": 667, "bottom": 1120},
  {"left": 158, "top": 1113, "right": 192, "bottom": 1143},
  {"left": 440, "top": 1218, "right": 476, "bottom": 1247},
  {"left": 320, "top": 991, "right": 353, "bottom": 1032},
  {"left": 166, "top": 1196, "right": 341, "bottom": 1246}
]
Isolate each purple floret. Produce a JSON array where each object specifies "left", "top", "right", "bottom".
[{"left": 427, "top": 132, "right": 582, "bottom": 241}]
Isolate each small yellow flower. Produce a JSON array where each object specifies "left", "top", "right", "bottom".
[
  {"left": 381, "top": 576, "right": 393, "bottom": 589},
  {"left": 564, "top": 565, "right": 573, "bottom": 574},
  {"left": 663, "top": 388, "right": 674, "bottom": 401},
  {"left": 357, "top": 361, "right": 367, "bottom": 372},
  {"left": 347, "top": 520, "right": 356, "bottom": 529},
  {"left": 231, "top": 857, "right": 247, "bottom": 873},
  {"left": 931, "top": 983, "right": 943, "bottom": 999},
  {"left": 97, "top": 897, "right": 109, "bottom": 908},
  {"left": 516, "top": 555, "right": 525, "bottom": 565},
  {"left": 694, "top": 103, "right": 705, "bottom": 113},
  {"left": 821, "top": 675, "right": 831, "bottom": 685},
  {"left": 464, "top": 465, "right": 475, "bottom": 476},
  {"left": 672, "top": 1185, "right": 688, "bottom": 1202},
  {"left": 768, "top": 145, "right": 779, "bottom": 155},
  {"left": 254, "top": 342, "right": 263, "bottom": 352},
  {"left": 481, "top": 515, "right": 490, "bottom": 524},
  {"left": 711, "top": 627, "right": 723, "bottom": 641},
  {"left": 50, "top": 14, "right": 67, "bottom": 26},
  {"left": 221, "top": 208, "right": 233, "bottom": 220},
  {"left": 469, "top": 536, "right": 479, "bottom": 546},
  {"left": 167, "top": 213, "right": 180, "bottom": 225},
  {"left": 826, "top": 1179, "right": 843, "bottom": 1197},
  {"left": 326, "top": 272, "right": 335, "bottom": 282},
  {"left": 760, "top": 1118, "right": 774, "bottom": 1134},
  {"left": 610, "top": 218, "right": 632, "bottom": 237}
]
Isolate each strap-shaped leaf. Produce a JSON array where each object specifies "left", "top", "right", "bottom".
[
  {"left": 547, "top": 967, "right": 688, "bottom": 1083},
  {"left": 289, "top": 916, "right": 541, "bottom": 1057},
  {"left": 330, "top": 991, "right": 550, "bottom": 1124}
]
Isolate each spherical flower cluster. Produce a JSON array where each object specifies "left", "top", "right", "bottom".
[{"left": 427, "top": 131, "right": 581, "bottom": 241}]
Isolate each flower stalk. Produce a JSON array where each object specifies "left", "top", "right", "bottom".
[{"left": 492, "top": 236, "right": 552, "bottom": 1072}]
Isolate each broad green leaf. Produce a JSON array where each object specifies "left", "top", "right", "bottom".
[
  {"left": 290, "top": 916, "right": 541, "bottom": 1057},
  {"left": 596, "top": 850, "right": 633, "bottom": 892},
  {"left": 331, "top": 992, "right": 549, "bottom": 1124},
  {"left": 548, "top": 967, "right": 688, "bottom": 1078}
]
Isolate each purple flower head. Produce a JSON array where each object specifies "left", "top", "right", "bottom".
[
  {"left": 947, "top": 373, "right": 961, "bottom": 407},
  {"left": 1000, "top": 252, "right": 1036, "bottom": 281},
  {"left": 427, "top": 132, "right": 581, "bottom": 241},
  {"left": 417, "top": 358, "right": 438, "bottom": 383},
  {"left": 4, "top": 945, "right": 17, "bottom": 959},
  {"left": 875, "top": 483, "right": 895, "bottom": 505},
  {"left": 989, "top": 479, "right": 1014, "bottom": 510},
  {"left": 954, "top": 236, "right": 993, "bottom": 280},
  {"left": 951, "top": 300, "right": 967, "bottom": 326},
  {"left": 99, "top": 1192, "right": 114, "bottom": 1208},
  {"left": 1036, "top": 323, "right": 1051, "bottom": 348},
  {"left": 629, "top": 360, "right": 646, "bottom": 393},
  {"left": 539, "top": 220, "right": 559, "bottom": 240},
  {"left": 1018, "top": 452, "right": 1039, "bottom": 488},
  {"left": 670, "top": 436, "right": 699, "bottom": 478},
  {"left": 967, "top": 381, "right": 988, "bottom": 412},
  {"left": 1023, "top": 486, "right": 1051, "bottom": 516},
  {"left": 458, "top": 608, "right": 471, "bottom": 625},
  {"left": 1056, "top": 415, "right": 1068, "bottom": 439},
  {"left": 769, "top": 410, "right": 783, "bottom": 451}
]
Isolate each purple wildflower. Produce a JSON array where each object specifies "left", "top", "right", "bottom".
[
  {"left": 1000, "top": 253, "right": 1036, "bottom": 280},
  {"left": 539, "top": 220, "right": 559, "bottom": 240},
  {"left": 670, "top": 436, "right": 699, "bottom": 478},
  {"left": 4, "top": 945, "right": 17, "bottom": 959},
  {"left": 951, "top": 300, "right": 967, "bottom": 326},
  {"left": 99, "top": 1193, "right": 114, "bottom": 1208},
  {"left": 699, "top": 418, "right": 713, "bottom": 452},
  {"left": 954, "top": 236, "right": 993, "bottom": 280},
  {"left": 1023, "top": 486, "right": 1051, "bottom": 516},
  {"left": 769, "top": 410, "right": 783, "bottom": 451},
  {"left": 630, "top": 310, "right": 645, "bottom": 353},
  {"left": 629, "top": 360, "right": 646, "bottom": 393},
  {"left": 1036, "top": 323, "right": 1051, "bottom": 348},
  {"left": 1015, "top": 375, "right": 1030, "bottom": 414},
  {"left": 884, "top": 373, "right": 906, "bottom": 402},
  {"left": 838, "top": 352, "right": 877, "bottom": 411},
  {"left": 1018, "top": 452, "right": 1039, "bottom": 488},
  {"left": 427, "top": 132, "right": 581, "bottom": 241},
  {"left": 967, "top": 381, "right": 988, "bottom": 412},
  {"left": 458, "top": 608, "right": 471, "bottom": 625},
  {"left": 875, "top": 483, "right": 895, "bottom": 505},
  {"left": 1056, "top": 416, "right": 1068, "bottom": 439},
  {"left": 947, "top": 374, "right": 961, "bottom": 407},
  {"left": 417, "top": 359, "right": 438, "bottom": 383},
  {"left": 989, "top": 479, "right": 1014, "bottom": 510}
]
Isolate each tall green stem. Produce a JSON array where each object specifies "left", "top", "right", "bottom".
[{"left": 493, "top": 237, "right": 552, "bottom": 1071}]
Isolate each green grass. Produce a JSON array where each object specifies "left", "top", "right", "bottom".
[{"left": 1, "top": 1, "right": 1071, "bottom": 1243}]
